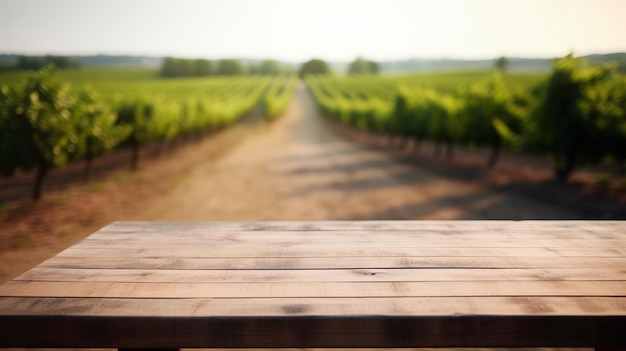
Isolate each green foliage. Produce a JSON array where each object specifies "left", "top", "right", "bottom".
[
  {"left": 299, "top": 59, "right": 331, "bottom": 78},
  {"left": 306, "top": 75, "right": 394, "bottom": 133},
  {"left": 0, "top": 66, "right": 81, "bottom": 199},
  {"left": 306, "top": 58, "right": 626, "bottom": 177},
  {"left": 264, "top": 75, "right": 297, "bottom": 119},
  {"left": 599, "top": 78, "right": 626, "bottom": 163},
  {"left": 424, "top": 90, "right": 463, "bottom": 153},
  {"left": 74, "top": 88, "right": 131, "bottom": 179},
  {"left": 15, "top": 55, "right": 80, "bottom": 70},
  {"left": 392, "top": 86, "right": 427, "bottom": 139},
  {"left": 59, "top": 68, "right": 159, "bottom": 83},
  {"left": 0, "top": 60, "right": 12, "bottom": 72},
  {"left": 0, "top": 85, "right": 15, "bottom": 172},
  {"left": 529, "top": 54, "right": 621, "bottom": 180},
  {"left": 460, "top": 73, "right": 525, "bottom": 167},
  {"left": 251, "top": 59, "right": 290, "bottom": 75},
  {"left": 115, "top": 98, "right": 158, "bottom": 170},
  {"left": 494, "top": 56, "right": 508, "bottom": 73},
  {"left": 1, "top": 67, "right": 275, "bottom": 199},
  {"left": 347, "top": 57, "right": 379, "bottom": 75},
  {"left": 161, "top": 57, "right": 212, "bottom": 77},
  {"left": 391, "top": 87, "right": 462, "bottom": 155},
  {"left": 192, "top": 59, "right": 212, "bottom": 76},
  {"left": 161, "top": 57, "right": 187, "bottom": 77},
  {"left": 216, "top": 59, "right": 244, "bottom": 75}
]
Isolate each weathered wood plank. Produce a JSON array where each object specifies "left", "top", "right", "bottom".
[
  {"left": 60, "top": 241, "right": 626, "bottom": 257},
  {"left": 40, "top": 256, "right": 626, "bottom": 270},
  {"left": 73, "top": 234, "right": 626, "bottom": 248},
  {"left": 86, "top": 228, "right": 626, "bottom": 241},
  {"left": 2, "top": 280, "right": 625, "bottom": 298},
  {"left": 59, "top": 246, "right": 626, "bottom": 258},
  {"left": 101, "top": 220, "right": 626, "bottom": 232},
  {"left": 15, "top": 267, "right": 626, "bottom": 283},
  {"left": 1, "top": 296, "right": 626, "bottom": 316}
]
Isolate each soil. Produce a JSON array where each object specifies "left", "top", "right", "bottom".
[{"left": 1, "top": 81, "right": 622, "bottom": 351}]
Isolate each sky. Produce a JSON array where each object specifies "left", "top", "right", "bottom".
[{"left": 0, "top": 0, "right": 625, "bottom": 62}]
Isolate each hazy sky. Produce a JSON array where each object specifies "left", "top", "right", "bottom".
[{"left": 1, "top": 0, "right": 625, "bottom": 62}]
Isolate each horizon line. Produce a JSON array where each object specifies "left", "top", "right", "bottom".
[{"left": 1, "top": 50, "right": 625, "bottom": 63}]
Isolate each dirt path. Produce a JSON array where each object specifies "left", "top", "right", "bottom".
[{"left": 138, "top": 82, "right": 582, "bottom": 221}]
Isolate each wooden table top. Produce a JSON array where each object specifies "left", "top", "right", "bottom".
[{"left": 0, "top": 221, "right": 625, "bottom": 349}]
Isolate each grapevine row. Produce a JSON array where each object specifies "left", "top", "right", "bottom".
[
  {"left": 0, "top": 67, "right": 295, "bottom": 199},
  {"left": 306, "top": 55, "right": 626, "bottom": 180},
  {"left": 264, "top": 74, "right": 297, "bottom": 119}
]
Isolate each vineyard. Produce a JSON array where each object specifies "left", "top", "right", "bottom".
[
  {"left": 1, "top": 54, "right": 625, "bottom": 201},
  {"left": 306, "top": 55, "right": 626, "bottom": 180},
  {"left": 0, "top": 67, "right": 296, "bottom": 199}
]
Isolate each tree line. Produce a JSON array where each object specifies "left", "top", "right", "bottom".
[
  {"left": 161, "top": 58, "right": 293, "bottom": 77},
  {"left": 0, "top": 55, "right": 81, "bottom": 71},
  {"left": 162, "top": 56, "right": 379, "bottom": 79},
  {"left": 298, "top": 57, "right": 380, "bottom": 77}
]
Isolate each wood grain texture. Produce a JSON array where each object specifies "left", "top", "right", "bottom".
[
  {"left": 2, "top": 296, "right": 626, "bottom": 316},
  {"left": 100, "top": 220, "right": 626, "bottom": 232},
  {"left": 0, "top": 220, "right": 625, "bottom": 349},
  {"left": 38, "top": 255, "right": 626, "bottom": 269},
  {"left": 62, "top": 238, "right": 626, "bottom": 249},
  {"left": 15, "top": 267, "right": 626, "bottom": 283},
  {"left": 3, "top": 280, "right": 626, "bottom": 298}
]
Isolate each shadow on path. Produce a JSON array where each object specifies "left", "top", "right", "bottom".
[{"left": 339, "top": 187, "right": 590, "bottom": 220}]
